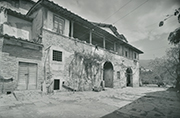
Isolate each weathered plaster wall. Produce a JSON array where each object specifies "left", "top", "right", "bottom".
[
  {"left": 0, "top": 0, "right": 34, "bottom": 14},
  {"left": 31, "top": 9, "right": 43, "bottom": 42},
  {"left": 0, "top": 37, "right": 43, "bottom": 91},
  {"left": 7, "top": 15, "right": 32, "bottom": 40},
  {"left": 2, "top": 39, "right": 42, "bottom": 60},
  {"left": 0, "top": 53, "right": 43, "bottom": 90},
  {"left": 0, "top": 8, "right": 7, "bottom": 24},
  {"left": 42, "top": 29, "right": 140, "bottom": 91},
  {"left": 116, "top": 43, "right": 123, "bottom": 56},
  {"left": 2, "top": 24, "right": 30, "bottom": 40}
]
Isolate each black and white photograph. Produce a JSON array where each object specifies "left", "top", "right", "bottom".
[{"left": 0, "top": 0, "right": 180, "bottom": 117}]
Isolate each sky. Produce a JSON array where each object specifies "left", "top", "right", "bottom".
[{"left": 44, "top": 0, "right": 180, "bottom": 60}]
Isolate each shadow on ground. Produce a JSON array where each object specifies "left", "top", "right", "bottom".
[{"left": 101, "top": 87, "right": 180, "bottom": 118}]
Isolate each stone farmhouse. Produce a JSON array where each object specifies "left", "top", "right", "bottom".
[{"left": 0, "top": 0, "right": 143, "bottom": 93}]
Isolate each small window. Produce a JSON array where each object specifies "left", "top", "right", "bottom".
[
  {"left": 54, "top": 79, "right": 60, "bottom": 90},
  {"left": 53, "top": 50, "right": 62, "bottom": 62},
  {"left": 125, "top": 51, "right": 128, "bottom": 57},
  {"left": 117, "top": 71, "right": 120, "bottom": 79},
  {"left": 53, "top": 15, "right": 65, "bottom": 34},
  {"left": 134, "top": 53, "right": 137, "bottom": 59}
]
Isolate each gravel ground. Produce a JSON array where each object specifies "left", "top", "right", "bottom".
[{"left": 0, "top": 87, "right": 180, "bottom": 118}]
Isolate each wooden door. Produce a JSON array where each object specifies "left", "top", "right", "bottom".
[
  {"left": 28, "top": 63, "right": 37, "bottom": 89},
  {"left": 18, "top": 63, "right": 29, "bottom": 90},
  {"left": 126, "top": 68, "right": 132, "bottom": 86},
  {"left": 103, "top": 69, "right": 113, "bottom": 88},
  {"left": 18, "top": 62, "right": 37, "bottom": 90}
]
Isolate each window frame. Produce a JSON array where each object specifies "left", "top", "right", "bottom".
[
  {"left": 52, "top": 50, "right": 62, "bottom": 62},
  {"left": 53, "top": 15, "right": 65, "bottom": 34},
  {"left": 125, "top": 51, "right": 128, "bottom": 57},
  {"left": 134, "top": 53, "right": 137, "bottom": 59},
  {"left": 117, "top": 71, "right": 120, "bottom": 79}
]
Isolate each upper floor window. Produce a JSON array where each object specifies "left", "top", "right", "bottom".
[
  {"left": 53, "top": 50, "right": 62, "bottom": 62},
  {"left": 134, "top": 53, "right": 137, "bottom": 59},
  {"left": 125, "top": 51, "right": 128, "bottom": 57},
  {"left": 53, "top": 15, "right": 65, "bottom": 34}
]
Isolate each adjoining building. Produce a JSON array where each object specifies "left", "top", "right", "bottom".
[{"left": 0, "top": 0, "right": 143, "bottom": 93}]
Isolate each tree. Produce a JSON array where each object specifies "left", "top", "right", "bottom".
[
  {"left": 141, "top": 49, "right": 178, "bottom": 87},
  {"left": 159, "top": 8, "right": 180, "bottom": 91},
  {"left": 165, "top": 47, "right": 179, "bottom": 80},
  {"left": 149, "top": 58, "right": 166, "bottom": 84},
  {"left": 148, "top": 57, "right": 175, "bottom": 86}
]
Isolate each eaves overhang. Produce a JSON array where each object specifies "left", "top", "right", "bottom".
[
  {"left": 26, "top": 0, "right": 143, "bottom": 54},
  {"left": 0, "top": 34, "right": 43, "bottom": 48},
  {"left": 4, "top": 8, "right": 33, "bottom": 22}
]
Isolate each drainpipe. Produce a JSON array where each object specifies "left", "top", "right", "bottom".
[{"left": 43, "top": 46, "right": 51, "bottom": 93}]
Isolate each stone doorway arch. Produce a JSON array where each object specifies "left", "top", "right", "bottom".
[
  {"left": 103, "top": 61, "right": 114, "bottom": 88},
  {"left": 126, "top": 68, "right": 133, "bottom": 86}
]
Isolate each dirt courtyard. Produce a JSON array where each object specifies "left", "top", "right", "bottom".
[{"left": 0, "top": 86, "right": 180, "bottom": 118}]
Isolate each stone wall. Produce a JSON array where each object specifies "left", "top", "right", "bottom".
[
  {"left": 0, "top": 37, "right": 43, "bottom": 92},
  {"left": 7, "top": 15, "right": 32, "bottom": 40},
  {"left": 42, "top": 29, "right": 140, "bottom": 91},
  {"left": 2, "top": 39, "right": 42, "bottom": 60}
]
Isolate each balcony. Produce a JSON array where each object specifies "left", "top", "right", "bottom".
[{"left": 1, "top": 23, "right": 29, "bottom": 40}]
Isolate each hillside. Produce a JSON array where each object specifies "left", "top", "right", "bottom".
[{"left": 139, "top": 60, "right": 152, "bottom": 69}]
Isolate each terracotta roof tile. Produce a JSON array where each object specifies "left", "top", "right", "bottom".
[
  {"left": 0, "top": 34, "right": 43, "bottom": 47},
  {"left": 26, "top": 0, "right": 143, "bottom": 53},
  {"left": 4, "top": 8, "right": 33, "bottom": 22}
]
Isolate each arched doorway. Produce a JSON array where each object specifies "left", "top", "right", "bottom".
[
  {"left": 126, "top": 68, "right": 133, "bottom": 86},
  {"left": 103, "top": 61, "right": 114, "bottom": 88}
]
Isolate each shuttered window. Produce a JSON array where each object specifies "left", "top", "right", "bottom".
[
  {"left": 53, "top": 50, "right": 62, "bottom": 62},
  {"left": 53, "top": 15, "right": 65, "bottom": 34}
]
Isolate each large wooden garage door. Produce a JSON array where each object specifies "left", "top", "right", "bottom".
[{"left": 18, "top": 62, "right": 37, "bottom": 90}]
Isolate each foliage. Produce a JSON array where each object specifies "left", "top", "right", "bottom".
[
  {"left": 68, "top": 51, "right": 104, "bottom": 91},
  {"left": 140, "top": 51, "right": 178, "bottom": 86},
  {"left": 140, "top": 55, "right": 175, "bottom": 86},
  {"left": 159, "top": 8, "right": 180, "bottom": 27},
  {"left": 159, "top": 7, "right": 180, "bottom": 90},
  {"left": 159, "top": 8, "right": 180, "bottom": 45},
  {"left": 168, "top": 27, "right": 180, "bottom": 45},
  {"left": 165, "top": 46, "right": 180, "bottom": 89}
]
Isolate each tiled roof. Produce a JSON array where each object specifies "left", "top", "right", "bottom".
[
  {"left": 92, "top": 22, "right": 128, "bottom": 42},
  {"left": 27, "top": 0, "right": 143, "bottom": 54},
  {"left": 0, "top": 34, "right": 43, "bottom": 47},
  {"left": 4, "top": 8, "right": 33, "bottom": 22}
]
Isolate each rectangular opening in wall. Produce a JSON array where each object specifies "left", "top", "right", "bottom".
[
  {"left": 53, "top": 15, "right": 65, "bottom": 34},
  {"left": 54, "top": 79, "right": 60, "bottom": 90},
  {"left": 134, "top": 53, "right": 137, "bottom": 59},
  {"left": 117, "top": 71, "right": 120, "bottom": 79},
  {"left": 53, "top": 50, "right": 62, "bottom": 62},
  {"left": 125, "top": 51, "right": 128, "bottom": 57},
  {"left": 18, "top": 62, "right": 37, "bottom": 90},
  {"left": 92, "top": 33, "right": 104, "bottom": 48}
]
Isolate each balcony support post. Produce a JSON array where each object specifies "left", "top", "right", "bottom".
[{"left": 89, "top": 30, "right": 92, "bottom": 44}]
